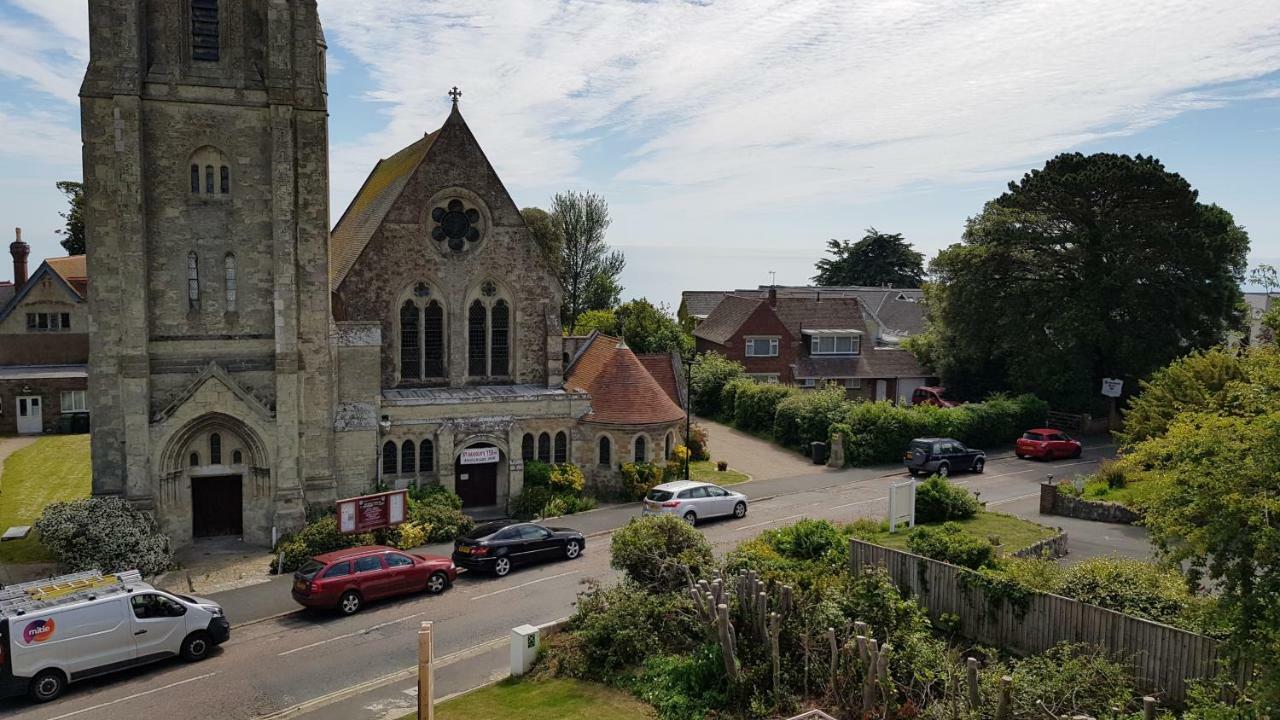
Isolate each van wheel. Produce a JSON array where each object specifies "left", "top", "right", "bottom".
[
  {"left": 29, "top": 668, "right": 65, "bottom": 703},
  {"left": 425, "top": 571, "right": 448, "bottom": 595},
  {"left": 181, "top": 631, "right": 212, "bottom": 662},
  {"left": 338, "top": 590, "right": 363, "bottom": 615},
  {"left": 936, "top": 463, "right": 950, "bottom": 478}
]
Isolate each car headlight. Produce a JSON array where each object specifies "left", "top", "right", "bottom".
[{"left": 204, "top": 605, "right": 224, "bottom": 617}]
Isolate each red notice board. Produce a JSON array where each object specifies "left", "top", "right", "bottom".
[{"left": 337, "top": 489, "right": 408, "bottom": 534}]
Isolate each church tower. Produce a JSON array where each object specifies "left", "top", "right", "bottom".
[{"left": 81, "top": 0, "right": 335, "bottom": 546}]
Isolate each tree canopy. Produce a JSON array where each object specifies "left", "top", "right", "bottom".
[
  {"left": 520, "top": 206, "right": 563, "bottom": 274},
  {"left": 615, "top": 299, "right": 692, "bottom": 357},
  {"left": 921, "top": 153, "right": 1249, "bottom": 411},
  {"left": 56, "top": 180, "right": 85, "bottom": 255},
  {"left": 552, "top": 190, "right": 625, "bottom": 330},
  {"left": 813, "top": 228, "right": 924, "bottom": 288}
]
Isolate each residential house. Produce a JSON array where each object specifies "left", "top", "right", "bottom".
[
  {"left": 680, "top": 285, "right": 926, "bottom": 346},
  {"left": 692, "top": 287, "right": 932, "bottom": 403},
  {"left": 0, "top": 230, "right": 90, "bottom": 434}
]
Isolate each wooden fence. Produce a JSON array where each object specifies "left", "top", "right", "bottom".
[{"left": 851, "top": 539, "right": 1236, "bottom": 704}]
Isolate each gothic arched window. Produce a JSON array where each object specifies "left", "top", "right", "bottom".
[
  {"left": 209, "top": 433, "right": 222, "bottom": 464},
  {"left": 382, "top": 441, "right": 398, "bottom": 475},
  {"left": 466, "top": 282, "right": 513, "bottom": 379},
  {"left": 598, "top": 436, "right": 611, "bottom": 467},
  {"left": 424, "top": 301, "right": 444, "bottom": 378},
  {"left": 634, "top": 436, "right": 647, "bottom": 463},
  {"left": 224, "top": 253, "right": 237, "bottom": 312},
  {"left": 401, "top": 441, "right": 416, "bottom": 474},
  {"left": 400, "top": 301, "right": 421, "bottom": 381},
  {"left": 522, "top": 433, "right": 535, "bottom": 462},
  {"left": 538, "top": 432, "right": 551, "bottom": 463},
  {"left": 554, "top": 431, "right": 568, "bottom": 464},
  {"left": 187, "top": 252, "right": 200, "bottom": 309},
  {"left": 420, "top": 439, "right": 435, "bottom": 473},
  {"left": 232, "top": 449, "right": 243, "bottom": 465},
  {"left": 491, "top": 300, "right": 510, "bottom": 376},
  {"left": 188, "top": 147, "right": 229, "bottom": 196},
  {"left": 468, "top": 300, "right": 487, "bottom": 377}
]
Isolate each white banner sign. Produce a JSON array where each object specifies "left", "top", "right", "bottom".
[
  {"left": 1101, "top": 378, "right": 1123, "bottom": 398},
  {"left": 460, "top": 446, "right": 500, "bottom": 465},
  {"left": 888, "top": 480, "right": 917, "bottom": 533}
]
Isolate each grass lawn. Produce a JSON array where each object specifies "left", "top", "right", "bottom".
[
  {"left": 688, "top": 459, "right": 750, "bottom": 485},
  {"left": 861, "top": 510, "right": 1058, "bottom": 553},
  {"left": 1080, "top": 479, "right": 1157, "bottom": 507},
  {"left": 0, "top": 435, "right": 92, "bottom": 563},
  {"left": 402, "top": 678, "right": 653, "bottom": 720}
]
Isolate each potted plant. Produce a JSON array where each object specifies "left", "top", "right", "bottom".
[{"left": 716, "top": 460, "right": 728, "bottom": 472}]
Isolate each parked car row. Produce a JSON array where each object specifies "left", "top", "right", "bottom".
[{"left": 902, "top": 428, "right": 1084, "bottom": 477}]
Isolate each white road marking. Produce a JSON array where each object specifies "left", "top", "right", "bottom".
[
  {"left": 278, "top": 612, "right": 429, "bottom": 656},
  {"left": 986, "top": 491, "right": 1042, "bottom": 507},
  {"left": 44, "top": 672, "right": 218, "bottom": 720},
  {"left": 736, "top": 513, "right": 804, "bottom": 531},
  {"left": 469, "top": 570, "right": 580, "bottom": 601}
]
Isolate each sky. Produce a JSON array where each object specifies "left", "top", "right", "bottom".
[{"left": 1, "top": 0, "right": 1278, "bottom": 310}]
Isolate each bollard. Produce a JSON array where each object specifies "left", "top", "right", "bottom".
[
  {"left": 418, "top": 621, "right": 434, "bottom": 720},
  {"left": 511, "top": 624, "right": 540, "bottom": 676}
]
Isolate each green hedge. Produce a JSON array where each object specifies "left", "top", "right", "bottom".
[
  {"left": 689, "top": 352, "right": 745, "bottom": 417},
  {"left": 730, "top": 381, "right": 799, "bottom": 433},
  {"left": 835, "top": 393, "right": 1048, "bottom": 465},
  {"left": 772, "top": 385, "right": 848, "bottom": 449}
]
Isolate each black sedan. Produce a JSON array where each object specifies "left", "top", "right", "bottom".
[{"left": 451, "top": 521, "right": 585, "bottom": 577}]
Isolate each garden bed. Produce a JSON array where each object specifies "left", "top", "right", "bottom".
[
  {"left": 859, "top": 510, "right": 1059, "bottom": 554},
  {"left": 0, "top": 435, "right": 91, "bottom": 564},
  {"left": 406, "top": 678, "right": 653, "bottom": 720},
  {"left": 687, "top": 460, "right": 749, "bottom": 485}
]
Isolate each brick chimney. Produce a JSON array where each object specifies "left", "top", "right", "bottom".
[
  {"left": 768, "top": 285, "right": 777, "bottom": 307},
  {"left": 10, "top": 227, "right": 29, "bottom": 293}
]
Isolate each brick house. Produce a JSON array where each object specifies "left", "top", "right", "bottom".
[
  {"left": 0, "top": 231, "right": 90, "bottom": 434},
  {"left": 693, "top": 287, "right": 933, "bottom": 403}
]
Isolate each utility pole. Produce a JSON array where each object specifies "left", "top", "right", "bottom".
[{"left": 683, "top": 355, "right": 694, "bottom": 480}]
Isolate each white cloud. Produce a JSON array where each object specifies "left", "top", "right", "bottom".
[
  {"left": 0, "top": 0, "right": 86, "bottom": 103},
  {"left": 0, "top": 107, "right": 81, "bottom": 165},
  {"left": 319, "top": 0, "right": 1280, "bottom": 244}
]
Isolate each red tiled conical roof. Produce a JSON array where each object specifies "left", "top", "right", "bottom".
[{"left": 565, "top": 335, "right": 685, "bottom": 425}]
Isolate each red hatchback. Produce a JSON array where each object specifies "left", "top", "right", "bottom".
[
  {"left": 291, "top": 545, "right": 457, "bottom": 615},
  {"left": 1016, "top": 429, "right": 1082, "bottom": 461}
]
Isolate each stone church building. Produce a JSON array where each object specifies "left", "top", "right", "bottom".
[{"left": 81, "top": 0, "right": 682, "bottom": 548}]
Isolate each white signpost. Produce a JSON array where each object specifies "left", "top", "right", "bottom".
[
  {"left": 888, "top": 480, "right": 917, "bottom": 533},
  {"left": 1101, "top": 378, "right": 1123, "bottom": 398}
]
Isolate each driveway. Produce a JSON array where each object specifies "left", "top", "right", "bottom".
[{"left": 698, "top": 417, "right": 836, "bottom": 482}]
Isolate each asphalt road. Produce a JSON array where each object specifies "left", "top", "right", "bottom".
[{"left": 1, "top": 443, "right": 1135, "bottom": 720}]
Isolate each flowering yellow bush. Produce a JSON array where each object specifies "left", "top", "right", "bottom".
[{"left": 549, "top": 463, "right": 586, "bottom": 493}]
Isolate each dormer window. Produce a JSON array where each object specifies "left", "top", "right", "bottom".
[{"left": 806, "top": 330, "right": 862, "bottom": 355}]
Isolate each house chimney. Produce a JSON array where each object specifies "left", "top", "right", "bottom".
[
  {"left": 10, "top": 227, "right": 29, "bottom": 293},
  {"left": 768, "top": 285, "right": 777, "bottom": 307}
]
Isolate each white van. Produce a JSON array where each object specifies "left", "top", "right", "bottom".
[{"left": 0, "top": 570, "right": 230, "bottom": 703}]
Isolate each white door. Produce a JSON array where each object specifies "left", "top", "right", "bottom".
[
  {"left": 16, "top": 396, "right": 42, "bottom": 434},
  {"left": 897, "top": 378, "right": 925, "bottom": 405},
  {"left": 875, "top": 380, "right": 888, "bottom": 402}
]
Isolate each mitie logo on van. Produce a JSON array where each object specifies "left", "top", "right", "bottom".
[{"left": 22, "top": 618, "right": 56, "bottom": 644}]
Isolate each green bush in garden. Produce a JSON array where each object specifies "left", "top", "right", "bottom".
[
  {"left": 523, "top": 460, "right": 553, "bottom": 488},
  {"left": 562, "top": 582, "right": 703, "bottom": 678},
  {"left": 915, "top": 475, "right": 980, "bottom": 523},
  {"left": 620, "top": 461, "right": 669, "bottom": 501},
  {"left": 633, "top": 646, "right": 730, "bottom": 720},
  {"left": 549, "top": 463, "right": 586, "bottom": 493},
  {"left": 35, "top": 497, "right": 173, "bottom": 576},
  {"left": 685, "top": 423, "right": 710, "bottom": 461},
  {"left": 718, "top": 377, "right": 751, "bottom": 422},
  {"left": 272, "top": 515, "right": 374, "bottom": 572},
  {"left": 772, "top": 385, "right": 847, "bottom": 449},
  {"left": 689, "top": 351, "right": 745, "bottom": 417},
  {"left": 610, "top": 514, "right": 714, "bottom": 590},
  {"left": 906, "top": 522, "right": 996, "bottom": 570},
  {"left": 731, "top": 381, "right": 798, "bottom": 433}
]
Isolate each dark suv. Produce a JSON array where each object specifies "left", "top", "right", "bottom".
[{"left": 904, "top": 437, "right": 985, "bottom": 477}]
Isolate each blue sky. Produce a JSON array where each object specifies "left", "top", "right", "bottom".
[{"left": 1, "top": 0, "right": 1278, "bottom": 310}]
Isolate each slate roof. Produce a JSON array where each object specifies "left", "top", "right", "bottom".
[
  {"left": 686, "top": 285, "right": 927, "bottom": 338},
  {"left": 773, "top": 296, "right": 866, "bottom": 337},
  {"left": 875, "top": 297, "right": 926, "bottom": 335},
  {"left": 636, "top": 352, "right": 684, "bottom": 409},
  {"left": 692, "top": 295, "right": 764, "bottom": 345},
  {"left": 329, "top": 130, "right": 441, "bottom": 291},
  {"left": 680, "top": 290, "right": 733, "bottom": 319},
  {"left": 793, "top": 347, "right": 928, "bottom": 380},
  {"left": 564, "top": 335, "right": 685, "bottom": 426}
]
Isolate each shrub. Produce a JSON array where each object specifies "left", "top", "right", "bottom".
[
  {"left": 1095, "top": 459, "right": 1128, "bottom": 489},
  {"left": 773, "top": 385, "right": 847, "bottom": 449},
  {"left": 611, "top": 514, "right": 714, "bottom": 590},
  {"left": 633, "top": 646, "right": 730, "bottom": 720},
  {"left": 548, "top": 463, "right": 586, "bottom": 493},
  {"left": 562, "top": 581, "right": 703, "bottom": 678},
  {"left": 768, "top": 518, "right": 845, "bottom": 561},
  {"left": 35, "top": 497, "right": 173, "bottom": 576},
  {"left": 719, "top": 377, "right": 751, "bottom": 422},
  {"left": 906, "top": 523, "right": 995, "bottom": 569},
  {"left": 523, "top": 460, "right": 553, "bottom": 488},
  {"left": 408, "top": 500, "right": 473, "bottom": 543},
  {"left": 728, "top": 519, "right": 850, "bottom": 591},
  {"left": 689, "top": 352, "right": 745, "bottom": 417},
  {"left": 1055, "top": 557, "right": 1198, "bottom": 626},
  {"left": 408, "top": 483, "right": 464, "bottom": 510},
  {"left": 732, "top": 381, "right": 798, "bottom": 433},
  {"left": 272, "top": 514, "right": 373, "bottom": 572},
  {"left": 994, "top": 643, "right": 1135, "bottom": 718},
  {"left": 620, "top": 461, "right": 668, "bottom": 502},
  {"left": 915, "top": 475, "right": 979, "bottom": 523},
  {"left": 686, "top": 423, "right": 710, "bottom": 461},
  {"left": 390, "top": 521, "right": 428, "bottom": 550}
]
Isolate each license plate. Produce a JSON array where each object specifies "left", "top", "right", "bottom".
[{"left": 456, "top": 545, "right": 470, "bottom": 554}]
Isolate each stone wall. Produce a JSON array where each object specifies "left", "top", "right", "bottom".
[
  {"left": 1009, "top": 531, "right": 1069, "bottom": 560},
  {"left": 1039, "top": 482, "right": 1141, "bottom": 524}
]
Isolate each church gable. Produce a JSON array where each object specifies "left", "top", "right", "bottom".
[{"left": 333, "top": 101, "right": 562, "bottom": 390}]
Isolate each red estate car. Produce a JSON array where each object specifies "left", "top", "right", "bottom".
[
  {"left": 1015, "top": 429, "right": 1082, "bottom": 461},
  {"left": 291, "top": 545, "right": 457, "bottom": 615},
  {"left": 911, "top": 386, "right": 957, "bottom": 408}
]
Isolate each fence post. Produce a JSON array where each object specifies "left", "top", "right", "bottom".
[
  {"left": 966, "top": 657, "right": 980, "bottom": 709},
  {"left": 996, "top": 675, "right": 1012, "bottom": 720},
  {"left": 418, "top": 621, "right": 434, "bottom": 720},
  {"left": 1143, "top": 697, "right": 1156, "bottom": 720}
]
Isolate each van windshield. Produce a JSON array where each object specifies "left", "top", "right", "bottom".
[{"left": 297, "top": 559, "right": 325, "bottom": 580}]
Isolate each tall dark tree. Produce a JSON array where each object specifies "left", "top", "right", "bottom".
[
  {"left": 813, "top": 228, "right": 924, "bottom": 287},
  {"left": 553, "top": 190, "right": 625, "bottom": 329},
  {"left": 922, "top": 153, "right": 1249, "bottom": 411},
  {"left": 520, "top": 207, "right": 563, "bottom": 274},
  {"left": 56, "top": 180, "right": 85, "bottom": 255}
]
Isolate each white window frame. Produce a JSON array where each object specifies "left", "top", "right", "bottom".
[
  {"left": 844, "top": 378, "right": 862, "bottom": 389},
  {"left": 745, "top": 373, "right": 780, "bottom": 384},
  {"left": 61, "top": 390, "right": 88, "bottom": 413},
  {"left": 744, "top": 336, "right": 780, "bottom": 357},
  {"left": 810, "top": 335, "right": 861, "bottom": 355},
  {"left": 800, "top": 378, "right": 816, "bottom": 388}
]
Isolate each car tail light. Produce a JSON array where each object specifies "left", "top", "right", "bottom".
[
  {"left": 471, "top": 546, "right": 490, "bottom": 556},
  {"left": 661, "top": 500, "right": 680, "bottom": 508}
]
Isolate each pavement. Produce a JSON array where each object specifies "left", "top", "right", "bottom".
[{"left": 0, "top": 429, "right": 1143, "bottom": 720}]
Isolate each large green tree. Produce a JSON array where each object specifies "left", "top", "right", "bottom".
[
  {"left": 813, "top": 228, "right": 924, "bottom": 287},
  {"left": 56, "top": 180, "right": 85, "bottom": 255},
  {"left": 520, "top": 206, "right": 563, "bottom": 274},
  {"left": 922, "top": 153, "right": 1248, "bottom": 410},
  {"left": 615, "top": 299, "right": 692, "bottom": 357},
  {"left": 552, "top": 190, "right": 625, "bottom": 330}
]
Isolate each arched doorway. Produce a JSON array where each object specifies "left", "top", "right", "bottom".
[
  {"left": 454, "top": 442, "right": 501, "bottom": 509},
  {"left": 160, "top": 412, "right": 270, "bottom": 541}
]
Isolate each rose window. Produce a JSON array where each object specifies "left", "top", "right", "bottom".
[{"left": 431, "top": 199, "right": 481, "bottom": 251}]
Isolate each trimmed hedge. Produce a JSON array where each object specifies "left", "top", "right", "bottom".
[
  {"left": 773, "top": 385, "right": 848, "bottom": 449},
  {"left": 730, "top": 380, "right": 799, "bottom": 433},
  {"left": 689, "top": 352, "right": 745, "bottom": 417}
]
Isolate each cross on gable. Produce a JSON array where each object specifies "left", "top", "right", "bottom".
[{"left": 449, "top": 86, "right": 462, "bottom": 104}]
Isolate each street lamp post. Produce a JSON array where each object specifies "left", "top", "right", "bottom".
[{"left": 682, "top": 355, "right": 694, "bottom": 481}]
